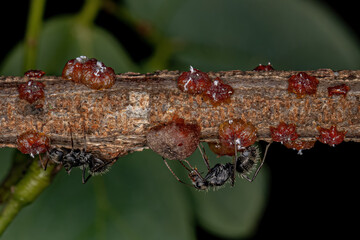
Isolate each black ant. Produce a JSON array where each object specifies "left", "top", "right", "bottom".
[
  {"left": 163, "top": 142, "right": 271, "bottom": 190},
  {"left": 46, "top": 125, "right": 115, "bottom": 184}
]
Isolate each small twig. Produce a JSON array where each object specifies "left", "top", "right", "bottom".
[
  {"left": 0, "top": 69, "right": 359, "bottom": 159},
  {"left": 0, "top": 158, "right": 56, "bottom": 235}
]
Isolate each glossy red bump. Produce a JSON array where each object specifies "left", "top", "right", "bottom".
[
  {"left": 18, "top": 80, "right": 45, "bottom": 104},
  {"left": 24, "top": 70, "right": 46, "bottom": 78},
  {"left": 218, "top": 119, "right": 257, "bottom": 155},
  {"left": 288, "top": 72, "right": 319, "bottom": 98},
  {"left": 203, "top": 77, "right": 234, "bottom": 106},
  {"left": 283, "top": 139, "right": 315, "bottom": 155},
  {"left": 269, "top": 122, "right": 298, "bottom": 143},
  {"left": 146, "top": 117, "right": 201, "bottom": 160},
  {"left": 177, "top": 66, "right": 212, "bottom": 94},
  {"left": 316, "top": 125, "right": 346, "bottom": 146},
  {"left": 16, "top": 130, "right": 50, "bottom": 157},
  {"left": 253, "top": 63, "right": 274, "bottom": 71},
  {"left": 62, "top": 56, "right": 116, "bottom": 89},
  {"left": 328, "top": 84, "right": 350, "bottom": 98}
]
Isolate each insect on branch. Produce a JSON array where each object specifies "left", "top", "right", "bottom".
[{"left": 0, "top": 69, "right": 359, "bottom": 160}]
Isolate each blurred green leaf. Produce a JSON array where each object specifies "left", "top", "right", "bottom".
[
  {"left": 0, "top": 16, "right": 136, "bottom": 76},
  {"left": 0, "top": 148, "right": 15, "bottom": 180},
  {"left": 123, "top": 0, "right": 360, "bottom": 71},
  {"left": 2, "top": 150, "right": 195, "bottom": 240}
]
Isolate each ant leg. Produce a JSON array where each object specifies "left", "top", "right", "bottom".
[
  {"left": 247, "top": 142, "right": 272, "bottom": 182},
  {"left": 163, "top": 157, "right": 189, "bottom": 185},
  {"left": 198, "top": 143, "right": 210, "bottom": 171},
  {"left": 231, "top": 141, "right": 238, "bottom": 186},
  {"left": 69, "top": 124, "right": 74, "bottom": 149},
  {"left": 178, "top": 159, "right": 197, "bottom": 172},
  {"left": 82, "top": 124, "right": 87, "bottom": 152},
  {"left": 39, "top": 154, "right": 49, "bottom": 170},
  {"left": 82, "top": 167, "right": 91, "bottom": 184}
]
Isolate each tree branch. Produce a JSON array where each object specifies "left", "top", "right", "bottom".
[{"left": 0, "top": 69, "right": 359, "bottom": 159}]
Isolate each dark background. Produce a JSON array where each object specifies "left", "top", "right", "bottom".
[{"left": 0, "top": 0, "right": 359, "bottom": 239}]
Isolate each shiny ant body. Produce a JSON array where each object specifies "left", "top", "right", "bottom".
[
  {"left": 163, "top": 142, "right": 270, "bottom": 190},
  {"left": 46, "top": 126, "right": 114, "bottom": 184}
]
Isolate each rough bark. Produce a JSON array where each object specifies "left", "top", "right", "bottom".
[{"left": 0, "top": 69, "right": 359, "bottom": 160}]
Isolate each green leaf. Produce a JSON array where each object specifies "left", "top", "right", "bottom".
[
  {"left": 0, "top": 16, "right": 136, "bottom": 76},
  {"left": 2, "top": 150, "right": 195, "bottom": 240},
  {"left": 123, "top": 0, "right": 360, "bottom": 71},
  {"left": 185, "top": 143, "right": 269, "bottom": 238},
  {"left": 0, "top": 148, "right": 15, "bottom": 180}
]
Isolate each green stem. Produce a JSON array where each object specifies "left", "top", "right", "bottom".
[
  {"left": 0, "top": 151, "right": 31, "bottom": 204},
  {"left": 77, "top": 0, "right": 102, "bottom": 26},
  {"left": 0, "top": 159, "right": 55, "bottom": 235},
  {"left": 24, "top": 0, "right": 47, "bottom": 72}
]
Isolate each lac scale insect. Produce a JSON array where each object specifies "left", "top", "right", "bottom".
[{"left": 47, "top": 126, "right": 115, "bottom": 183}]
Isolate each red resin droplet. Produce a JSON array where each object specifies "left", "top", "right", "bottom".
[
  {"left": 288, "top": 72, "right": 319, "bottom": 98},
  {"left": 253, "top": 63, "right": 274, "bottom": 71},
  {"left": 18, "top": 80, "right": 45, "bottom": 104},
  {"left": 208, "top": 142, "right": 235, "bottom": 156},
  {"left": 24, "top": 70, "right": 46, "bottom": 78},
  {"left": 269, "top": 122, "right": 298, "bottom": 143},
  {"left": 82, "top": 59, "right": 116, "bottom": 90},
  {"left": 328, "top": 84, "right": 350, "bottom": 98},
  {"left": 16, "top": 130, "right": 50, "bottom": 157},
  {"left": 316, "top": 125, "right": 346, "bottom": 146},
  {"left": 218, "top": 119, "right": 257, "bottom": 155},
  {"left": 62, "top": 56, "right": 116, "bottom": 89},
  {"left": 146, "top": 118, "right": 201, "bottom": 160},
  {"left": 283, "top": 139, "right": 315, "bottom": 154},
  {"left": 177, "top": 66, "right": 212, "bottom": 94},
  {"left": 203, "top": 77, "right": 234, "bottom": 106}
]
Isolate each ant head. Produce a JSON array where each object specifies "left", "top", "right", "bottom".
[
  {"left": 188, "top": 169, "right": 208, "bottom": 190},
  {"left": 48, "top": 148, "right": 65, "bottom": 163}
]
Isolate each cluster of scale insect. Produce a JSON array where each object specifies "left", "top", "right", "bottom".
[
  {"left": 316, "top": 125, "right": 346, "bottom": 147},
  {"left": 270, "top": 121, "right": 315, "bottom": 154},
  {"left": 288, "top": 72, "right": 319, "bottom": 98},
  {"left": 253, "top": 62, "right": 274, "bottom": 71},
  {"left": 47, "top": 129, "right": 115, "bottom": 183},
  {"left": 177, "top": 66, "right": 234, "bottom": 106},
  {"left": 18, "top": 80, "right": 45, "bottom": 104},
  {"left": 328, "top": 84, "right": 350, "bottom": 98},
  {"left": 16, "top": 130, "right": 50, "bottom": 158},
  {"left": 24, "top": 69, "right": 46, "bottom": 78},
  {"left": 62, "top": 56, "right": 116, "bottom": 90}
]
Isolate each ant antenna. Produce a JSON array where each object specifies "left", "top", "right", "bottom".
[
  {"left": 69, "top": 124, "right": 74, "bottom": 149},
  {"left": 162, "top": 157, "right": 192, "bottom": 186},
  {"left": 197, "top": 143, "right": 210, "bottom": 171},
  {"left": 231, "top": 140, "right": 238, "bottom": 186},
  {"left": 39, "top": 153, "right": 49, "bottom": 170},
  {"left": 247, "top": 142, "right": 272, "bottom": 182}
]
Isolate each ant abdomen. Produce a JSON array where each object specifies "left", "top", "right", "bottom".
[{"left": 204, "top": 163, "right": 233, "bottom": 187}]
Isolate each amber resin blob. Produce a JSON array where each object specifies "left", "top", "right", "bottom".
[
  {"left": 62, "top": 56, "right": 116, "bottom": 90},
  {"left": 146, "top": 118, "right": 201, "bottom": 160},
  {"left": 216, "top": 119, "right": 257, "bottom": 156},
  {"left": 288, "top": 72, "right": 319, "bottom": 98},
  {"left": 16, "top": 130, "right": 50, "bottom": 157}
]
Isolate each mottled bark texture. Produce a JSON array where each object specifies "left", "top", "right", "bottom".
[{"left": 0, "top": 69, "right": 359, "bottom": 160}]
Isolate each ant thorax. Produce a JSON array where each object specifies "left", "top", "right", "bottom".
[
  {"left": 203, "top": 163, "right": 233, "bottom": 187},
  {"left": 188, "top": 163, "right": 234, "bottom": 190}
]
